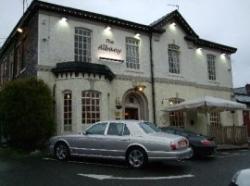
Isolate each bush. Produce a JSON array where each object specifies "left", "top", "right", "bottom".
[{"left": 0, "top": 78, "right": 55, "bottom": 150}]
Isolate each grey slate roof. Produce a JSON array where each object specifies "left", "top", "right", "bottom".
[
  {"left": 234, "top": 87, "right": 247, "bottom": 95},
  {"left": 235, "top": 95, "right": 250, "bottom": 103}
]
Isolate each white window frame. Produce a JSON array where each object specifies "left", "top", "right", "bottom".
[
  {"left": 168, "top": 98, "right": 185, "bottom": 128},
  {"left": 63, "top": 91, "right": 72, "bottom": 131},
  {"left": 82, "top": 91, "right": 101, "bottom": 125},
  {"left": 209, "top": 112, "right": 221, "bottom": 127},
  {"left": 207, "top": 54, "right": 216, "bottom": 80},
  {"left": 168, "top": 44, "right": 180, "bottom": 74},
  {"left": 74, "top": 27, "right": 92, "bottom": 63},
  {"left": 126, "top": 37, "right": 140, "bottom": 70}
]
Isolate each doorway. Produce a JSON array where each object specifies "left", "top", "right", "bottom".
[
  {"left": 125, "top": 107, "right": 139, "bottom": 120},
  {"left": 123, "top": 89, "right": 148, "bottom": 121}
]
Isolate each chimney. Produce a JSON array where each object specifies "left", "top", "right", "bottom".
[{"left": 246, "top": 84, "right": 250, "bottom": 95}]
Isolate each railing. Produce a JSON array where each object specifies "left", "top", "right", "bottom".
[{"left": 208, "top": 125, "right": 248, "bottom": 145}]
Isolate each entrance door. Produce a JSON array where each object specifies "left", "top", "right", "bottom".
[
  {"left": 243, "top": 111, "right": 250, "bottom": 136},
  {"left": 125, "top": 108, "right": 139, "bottom": 120}
]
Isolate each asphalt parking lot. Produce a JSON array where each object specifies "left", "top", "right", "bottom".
[{"left": 0, "top": 150, "right": 250, "bottom": 186}]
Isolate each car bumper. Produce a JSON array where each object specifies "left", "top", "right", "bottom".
[{"left": 147, "top": 148, "right": 193, "bottom": 161}]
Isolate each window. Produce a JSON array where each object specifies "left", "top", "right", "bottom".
[
  {"left": 207, "top": 54, "right": 216, "bottom": 80},
  {"left": 169, "top": 98, "right": 185, "bottom": 128},
  {"left": 210, "top": 112, "right": 221, "bottom": 127},
  {"left": 63, "top": 91, "right": 72, "bottom": 131},
  {"left": 139, "top": 122, "right": 161, "bottom": 134},
  {"left": 75, "top": 28, "right": 91, "bottom": 62},
  {"left": 107, "top": 123, "right": 124, "bottom": 136},
  {"left": 82, "top": 91, "right": 101, "bottom": 125},
  {"left": 86, "top": 123, "right": 107, "bottom": 135},
  {"left": 126, "top": 38, "right": 139, "bottom": 69},
  {"left": 168, "top": 44, "right": 180, "bottom": 74},
  {"left": 123, "top": 125, "right": 130, "bottom": 136}
]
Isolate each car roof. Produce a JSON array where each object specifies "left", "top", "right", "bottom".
[{"left": 96, "top": 120, "right": 146, "bottom": 125}]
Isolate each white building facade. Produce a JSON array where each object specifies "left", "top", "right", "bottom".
[{"left": 0, "top": 1, "right": 241, "bottom": 136}]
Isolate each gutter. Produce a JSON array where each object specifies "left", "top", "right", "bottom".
[{"left": 149, "top": 33, "right": 156, "bottom": 123}]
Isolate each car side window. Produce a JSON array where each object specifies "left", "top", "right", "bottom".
[
  {"left": 86, "top": 123, "right": 107, "bottom": 135},
  {"left": 123, "top": 125, "right": 130, "bottom": 136},
  {"left": 107, "top": 123, "right": 124, "bottom": 136}
]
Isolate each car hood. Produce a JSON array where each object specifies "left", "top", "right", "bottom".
[{"left": 235, "top": 169, "right": 250, "bottom": 186}]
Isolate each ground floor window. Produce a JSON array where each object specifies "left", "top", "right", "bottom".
[
  {"left": 209, "top": 112, "right": 221, "bottom": 127},
  {"left": 169, "top": 98, "right": 185, "bottom": 128},
  {"left": 82, "top": 91, "right": 101, "bottom": 124},
  {"left": 63, "top": 91, "right": 72, "bottom": 131}
]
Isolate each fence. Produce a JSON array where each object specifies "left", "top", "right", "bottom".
[{"left": 208, "top": 125, "right": 248, "bottom": 145}]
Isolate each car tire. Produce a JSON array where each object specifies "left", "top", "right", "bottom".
[
  {"left": 126, "top": 147, "right": 147, "bottom": 169},
  {"left": 54, "top": 142, "right": 70, "bottom": 161}
]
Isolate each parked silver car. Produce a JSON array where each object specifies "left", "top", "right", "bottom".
[
  {"left": 230, "top": 169, "right": 250, "bottom": 186},
  {"left": 49, "top": 120, "right": 192, "bottom": 168}
]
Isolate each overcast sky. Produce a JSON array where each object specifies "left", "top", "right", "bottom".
[{"left": 0, "top": 0, "right": 249, "bottom": 87}]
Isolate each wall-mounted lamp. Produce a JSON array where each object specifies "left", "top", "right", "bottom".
[
  {"left": 61, "top": 17, "right": 68, "bottom": 22},
  {"left": 17, "top": 27, "right": 23, "bottom": 33},
  {"left": 115, "top": 97, "right": 122, "bottom": 109},
  {"left": 134, "top": 84, "right": 146, "bottom": 92},
  {"left": 134, "top": 33, "right": 140, "bottom": 39},
  {"left": 105, "top": 26, "right": 111, "bottom": 31},
  {"left": 171, "top": 22, "right": 176, "bottom": 27}
]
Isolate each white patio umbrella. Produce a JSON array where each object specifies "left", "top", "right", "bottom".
[
  {"left": 162, "top": 96, "right": 246, "bottom": 113},
  {"left": 162, "top": 96, "right": 247, "bottom": 136}
]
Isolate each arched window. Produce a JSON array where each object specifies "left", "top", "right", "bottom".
[
  {"left": 168, "top": 44, "right": 180, "bottom": 74},
  {"left": 63, "top": 90, "right": 72, "bottom": 131},
  {"left": 168, "top": 97, "right": 185, "bottom": 128},
  {"left": 82, "top": 91, "right": 101, "bottom": 125}
]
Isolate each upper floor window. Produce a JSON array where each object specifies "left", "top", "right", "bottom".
[
  {"left": 75, "top": 28, "right": 91, "bottom": 63},
  {"left": 168, "top": 44, "right": 180, "bottom": 74},
  {"left": 82, "top": 91, "right": 101, "bottom": 125},
  {"left": 126, "top": 38, "right": 139, "bottom": 70},
  {"left": 63, "top": 91, "right": 72, "bottom": 131},
  {"left": 207, "top": 54, "right": 216, "bottom": 80}
]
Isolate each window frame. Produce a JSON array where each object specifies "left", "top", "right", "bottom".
[
  {"left": 207, "top": 54, "right": 216, "bottom": 81},
  {"left": 209, "top": 112, "right": 221, "bottom": 127},
  {"left": 168, "top": 98, "right": 185, "bottom": 128},
  {"left": 168, "top": 44, "right": 180, "bottom": 74},
  {"left": 81, "top": 90, "right": 101, "bottom": 125},
  {"left": 85, "top": 122, "right": 108, "bottom": 135},
  {"left": 126, "top": 37, "right": 140, "bottom": 70},
  {"left": 63, "top": 90, "right": 72, "bottom": 132},
  {"left": 74, "top": 27, "right": 92, "bottom": 63}
]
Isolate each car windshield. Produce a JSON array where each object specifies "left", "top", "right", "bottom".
[{"left": 139, "top": 122, "right": 161, "bottom": 134}]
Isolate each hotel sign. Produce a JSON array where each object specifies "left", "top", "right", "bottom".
[{"left": 98, "top": 39, "right": 124, "bottom": 62}]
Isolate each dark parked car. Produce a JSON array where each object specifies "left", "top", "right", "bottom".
[{"left": 160, "top": 127, "right": 217, "bottom": 158}]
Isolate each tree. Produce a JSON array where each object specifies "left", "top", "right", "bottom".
[{"left": 0, "top": 78, "right": 55, "bottom": 150}]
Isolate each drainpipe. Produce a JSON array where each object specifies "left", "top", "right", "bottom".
[{"left": 149, "top": 33, "right": 156, "bottom": 123}]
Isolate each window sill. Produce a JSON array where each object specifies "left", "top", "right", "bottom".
[
  {"left": 125, "top": 69, "right": 144, "bottom": 74},
  {"left": 208, "top": 80, "right": 220, "bottom": 85},
  {"left": 167, "top": 73, "right": 184, "bottom": 79}
]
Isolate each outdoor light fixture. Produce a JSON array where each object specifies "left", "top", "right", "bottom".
[
  {"left": 105, "top": 26, "right": 111, "bottom": 31},
  {"left": 221, "top": 53, "right": 227, "bottom": 60},
  {"left": 134, "top": 33, "right": 141, "bottom": 39},
  {"left": 134, "top": 85, "right": 146, "bottom": 92},
  {"left": 171, "top": 22, "right": 176, "bottom": 27},
  {"left": 17, "top": 27, "right": 23, "bottom": 33},
  {"left": 61, "top": 17, "right": 67, "bottom": 22},
  {"left": 196, "top": 47, "right": 203, "bottom": 55}
]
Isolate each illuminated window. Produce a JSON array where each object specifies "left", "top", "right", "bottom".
[
  {"left": 63, "top": 91, "right": 72, "bottom": 131},
  {"left": 168, "top": 44, "right": 180, "bottom": 74},
  {"left": 82, "top": 91, "right": 101, "bottom": 125},
  {"left": 169, "top": 98, "right": 185, "bottom": 128},
  {"left": 126, "top": 38, "right": 140, "bottom": 69},
  {"left": 75, "top": 28, "right": 91, "bottom": 62},
  {"left": 207, "top": 54, "right": 216, "bottom": 80},
  {"left": 210, "top": 112, "right": 221, "bottom": 127}
]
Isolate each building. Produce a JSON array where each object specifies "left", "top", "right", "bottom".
[
  {"left": 234, "top": 84, "right": 250, "bottom": 136},
  {"left": 0, "top": 1, "right": 242, "bottom": 136}
]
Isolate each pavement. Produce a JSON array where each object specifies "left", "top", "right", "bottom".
[{"left": 1, "top": 149, "right": 250, "bottom": 186}]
